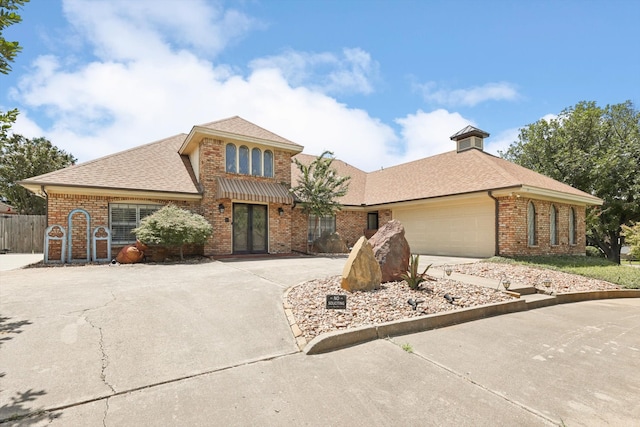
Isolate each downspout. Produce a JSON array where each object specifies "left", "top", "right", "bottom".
[
  {"left": 488, "top": 191, "right": 499, "bottom": 256},
  {"left": 41, "top": 185, "right": 48, "bottom": 226}
]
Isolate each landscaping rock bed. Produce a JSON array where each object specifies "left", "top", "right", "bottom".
[
  {"left": 287, "top": 262, "right": 623, "bottom": 343},
  {"left": 452, "top": 262, "right": 621, "bottom": 293},
  {"left": 286, "top": 276, "right": 516, "bottom": 342}
]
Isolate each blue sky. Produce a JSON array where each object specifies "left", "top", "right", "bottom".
[{"left": 2, "top": 0, "right": 639, "bottom": 171}]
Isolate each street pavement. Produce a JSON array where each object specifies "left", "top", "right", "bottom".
[{"left": 1, "top": 256, "right": 638, "bottom": 426}]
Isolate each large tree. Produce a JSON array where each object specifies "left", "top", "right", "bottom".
[
  {"left": 0, "top": 134, "right": 76, "bottom": 214},
  {"left": 1, "top": 0, "right": 30, "bottom": 135},
  {"left": 502, "top": 100, "right": 640, "bottom": 264},
  {"left": 291, "top": 151, "right": 350, "bottom": 246}
]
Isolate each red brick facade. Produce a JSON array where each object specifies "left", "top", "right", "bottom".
[
  {"left": 497, "top": 196, "right": 586, "bottom": 256},
  {"left": 43, "top": 135, "right": 589, "bottom": 262}
]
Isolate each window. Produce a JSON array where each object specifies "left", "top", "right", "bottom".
[
  {"left": 527, "top": 201, "right": 537, "bottom": 246},
  {"left": 264, "top": 150, "right": 274, "bottom": 177},
  {"left": 367, "top": 212, "right": 379, "bottom": 230},
  {"left": 251, "top": 148, "right": 262, "bottom": 176},
  {"left": 569, "top": 207, "right": 576, "bottom": 245},
  {"left": 225, "top": 143, "right": 274, "bottom": 177},
  {"left": 110, "top": 203, "right": 161, "bottom": 244},
  {"left": 226, "top": 144, "right": 236, "bottom": 173},
  {"left": 308, "top": 214, "right": 336, "bottom": 242},
  {"left": 239, "top": 145, "right": 250, "bottom": 174},
  {"left": 550, "top": 205, "right": 558, "bottom": 245}
]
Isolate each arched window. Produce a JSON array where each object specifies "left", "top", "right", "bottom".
[
  {"left": 264, "top": 150, "right": 274, "bottom": 177},
  {"left": 569, "top": 207, "right": 576, "bottom": 245},
  {"left": 528, "top": 201, "right": 537, "bottom": 246},
  {"left": 239, "top": 145, "right": 249, "bottom": 174},
  {"left": 225, "top": 143, "right": 236, "bottom": 173},
  {"left": 550, "top": 205, "right": 558, "bottom": 245},
  {"left": 251, "top": 148, "right": 262, "bottom": 176}
]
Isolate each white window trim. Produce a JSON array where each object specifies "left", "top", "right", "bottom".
[
  {"left": 225, "top": 142, "right": 274, "bottom": 177},
  {"left": 109, "top": 203, "right": 162, "bottom": 244}
]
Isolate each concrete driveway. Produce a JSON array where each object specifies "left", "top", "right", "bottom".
[{"left": 1, "top": 257, "right": 638, "bottom": 426}]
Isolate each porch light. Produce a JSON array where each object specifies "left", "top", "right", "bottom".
[
  {"left": 218, "top": 203, "right": 225, "bottom": 214},
  {"left": 278, "top": 207, "right": 284, "bottom": 216}
]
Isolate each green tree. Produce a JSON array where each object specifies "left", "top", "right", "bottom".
[
  {"left": 502, "top": 100, "right": 640, "bottom": 264},
  {"left": 0, "top": 0, "right": 28, "bottom": 74},
  {"left": 0, "top": 134, "right": 76, "bottom": 214},
  {"left": 291, "top": 151, "right": 350, "bottom": 247},
  {"left": 622, "top": 222, "right": 640, "bottom": 261},
  {"left": 133, "top": 205, "right": 213, "bottom": 260},
  {"left": 1, "top": 0, "right": 30, "bottom": 135}
]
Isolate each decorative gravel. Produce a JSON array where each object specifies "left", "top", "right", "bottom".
[
  {"left": 286, "top": 275, "right": 516, "bottom": 342},
  {"left": 287, "top": 262, "right": 623, "bottom": 343},
  {"left": 452, "top": 262, "right": 621, "bottom": 293}
]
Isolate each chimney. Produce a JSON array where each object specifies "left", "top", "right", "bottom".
[{"left": 450, "top": 126, "right": 490, "bottom": 153}]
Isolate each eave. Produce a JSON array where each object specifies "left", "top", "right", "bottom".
[
  {"left": 19, "top": 182, "right": 203, "bottom": 202},
  {"left": 179, "top": 126, "right": 304, "bottom": 155}
]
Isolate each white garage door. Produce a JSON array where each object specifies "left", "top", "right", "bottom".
[{"left": 393, "top": 198, "right": 495, "bottom": 257}]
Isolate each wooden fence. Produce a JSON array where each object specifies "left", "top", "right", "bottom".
[{"left": 0, "top": 215, "right": 46, "bottom": 253}]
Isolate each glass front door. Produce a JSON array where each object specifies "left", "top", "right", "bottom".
[{"left": 233, "top": 203, "right": 268, "bottom": 254}]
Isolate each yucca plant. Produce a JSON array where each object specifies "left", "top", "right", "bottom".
[{"left": 400, "top": 254, "right": 432, "bottom": 290}]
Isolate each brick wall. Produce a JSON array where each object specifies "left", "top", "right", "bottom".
[
  {"left": 46, "top": 193, "right": 199, "bottom": 261},
  {"left": 497, "top": 196, "right": 586, "bottom": 256},
  {"left": 197, "top": 137, "right": 295, "bottom": 256}
]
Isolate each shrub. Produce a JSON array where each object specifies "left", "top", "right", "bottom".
[
  {"left": 400, "top": 254, "right": 432, "bottom": 290},
  {"left": 622, "top": 222, "right": 640, "bottom": 261},
  {"left": 133, "top": 205, "right": 213, "bottom": 260}
]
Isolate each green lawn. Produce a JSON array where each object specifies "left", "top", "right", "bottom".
[{"left": 487, "top": 256, "right": 640, "bottom": 289}]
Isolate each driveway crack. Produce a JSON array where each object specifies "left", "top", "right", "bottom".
[{"left": 85, "top": 317, "right": 116, "bottom": 394}]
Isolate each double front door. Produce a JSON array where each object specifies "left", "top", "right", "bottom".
[{"left": 233, "top": 203, "right": 267, "bottom": 254}]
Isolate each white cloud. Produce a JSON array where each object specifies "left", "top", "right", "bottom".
[
  {"left": 418, "top": 81, "right": 519, "bottom": 107},
  {"left": 395, "top": 109, "right": 473, "bottom": 161},
  {"left": 484, "top": 127, "right": 520, "bottom": 157},
  {"left": 249, "top": 47, "right": 378, "bottom": 95},
  {"left": 9, "top": 0, "right": 478, "bottom": 173}
]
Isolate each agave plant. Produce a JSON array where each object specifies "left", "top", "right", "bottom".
[{"left": 400, "top": 254, "right": 432, "bottom": 290}]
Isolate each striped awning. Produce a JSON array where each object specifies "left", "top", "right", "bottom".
[{"left": 217, "top": 178, "right": 294, "bottom": 204}]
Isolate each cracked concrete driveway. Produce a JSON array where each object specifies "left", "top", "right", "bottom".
[
  {"left": 0, "top": 257, "right": 346, "bottom": 423},
  {"left": 1, "top": 257, "right": 639, "bottom": 426}
]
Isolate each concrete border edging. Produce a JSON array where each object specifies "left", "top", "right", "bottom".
[
  {"left": 305, "top": 299, "right": 527, "bottom": 355},
  {"left": 554, "top": 289, "right": 640, "bottom": 303}
]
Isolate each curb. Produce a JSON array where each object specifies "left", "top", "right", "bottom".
[{"left": 285, "top": 288, "right": 640, "bottom": 355}]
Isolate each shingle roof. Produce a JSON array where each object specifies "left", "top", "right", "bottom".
[
  {"left": 197, "top": 116, "right": 302, "bottom": 148},
  {"left": 293, "top": 149, "right": 601, "bottom": 206},
  {"left": 291, "top": 154, "right": 368, "bottom": 206},
  {"left": 20, "top": 134, "right": 200, "bottom": 195}
]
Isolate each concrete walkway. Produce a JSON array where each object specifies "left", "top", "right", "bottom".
[
  {"left": 1, "top": 256, "right": 639, "bottom": 425},
  {"left": 0, "top": 253, "right": 43, "bottom": 271}
]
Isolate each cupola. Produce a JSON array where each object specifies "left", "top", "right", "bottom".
[{"left": 450, "top": 125, "right": 490, "bottom": 153}]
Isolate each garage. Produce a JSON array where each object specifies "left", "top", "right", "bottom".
[{"left": 393, "top": 196, "right": 495, "bottom": 257}]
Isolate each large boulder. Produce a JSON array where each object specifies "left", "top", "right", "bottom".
[
  {"left": 341, "top": 236, "right": 382, "bottom": 292},
  {"left": 369, "top": 220, "right": 411, "bottom": 283},
  {"left": 312, "top": 232, "right": 349, "bottom": 253}
]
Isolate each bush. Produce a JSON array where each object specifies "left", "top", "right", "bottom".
[
  {"left": 133, "top": 205, "right": 213, "bottom": 260},
  {"left": 622, "top": 222, "right": 640, "bottom": 261}
]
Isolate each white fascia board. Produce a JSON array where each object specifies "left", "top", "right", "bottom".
[
  {"left": 515, "top": 185, "right": 603, "bottom": 206},
  {"left": 179, "top": 126, "right": 304, "bottom": 155}
]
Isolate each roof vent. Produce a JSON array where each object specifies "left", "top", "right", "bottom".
[{"left": 450, "top": 126, "right": 490, "bottom": 153}]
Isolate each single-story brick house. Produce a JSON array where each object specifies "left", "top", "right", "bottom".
[{"left": 19, "top": 117, "right": 602, "bottom": 262}]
